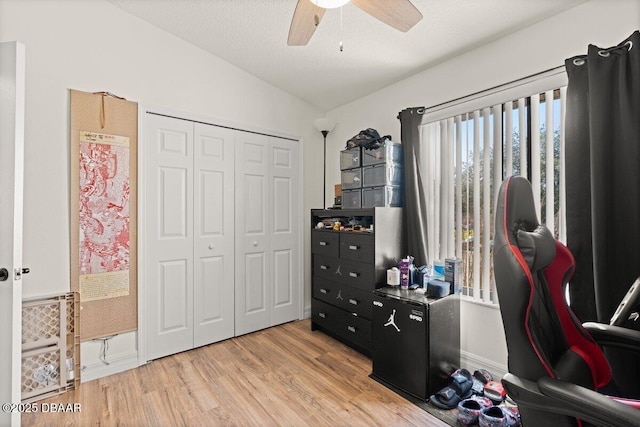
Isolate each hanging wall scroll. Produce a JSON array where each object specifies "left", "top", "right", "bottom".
[{"left": 70, "top": 89, "right": 138, "bottom": 340}]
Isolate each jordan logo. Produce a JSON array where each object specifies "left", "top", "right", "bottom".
[
  {"left": 335, "top": 265, "right": 342, "bottom": 276},
  {"left": 384, "top": 309, "right": 400, "bottom": 332},
  {"left": 336, "top": 290, "right": 344, "bottom": 300}
]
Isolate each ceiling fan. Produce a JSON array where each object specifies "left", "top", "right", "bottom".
[{"left": 287, "top": 0, "right": 423, "bottom": 46}]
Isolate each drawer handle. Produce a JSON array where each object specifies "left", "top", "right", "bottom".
[
  {"left": 347, "top": 326, "right": 356, "bottom": 333},
  {"left": 349, "top": 298, "right": 358, "bottom": 305},
  {"left": 319, "top": 312, "right": 326, "bottom": 318},
  {"left": 349, "top": 272, "right": 359, "bottom": 278},
  {"left": 320, "top": 265, "right": 328, "bottom": 270},
  {"left": 320, "top": 288, "right": 329, "bottom": 294},
  {"left": 349, "top": 245, "right": 359, "bottom": 250},
  {"left": 319, "top": 241, "right": 328, "bottom": 246}
]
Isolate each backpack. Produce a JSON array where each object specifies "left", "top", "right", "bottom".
[{"left": 345, "top": 128, "right": 391, "bottom": 150}]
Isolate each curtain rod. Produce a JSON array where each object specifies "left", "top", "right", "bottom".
[{"left": 420, "top": 65, "right": 566, "bottom": 116}]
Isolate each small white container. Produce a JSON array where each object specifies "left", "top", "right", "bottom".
[{"left": 387, "top": 267, "right": 400, "bottom": 286}]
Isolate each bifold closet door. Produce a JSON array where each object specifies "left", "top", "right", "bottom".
[
  {"left": 193, "top": 123, "right": 235, "bottom": 348},
  {"left": 145, "top": 114, "right": 194, "bottom": 360},
  {"left": 235, "top": 131, "right": 300, "bottom": 336},
  {"left": 145, "top": 114, "right": 235, "bottom": 361}
]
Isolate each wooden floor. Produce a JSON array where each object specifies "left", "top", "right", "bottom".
[{"left": 22, "top": 319, "right": 449, "bottom": 427}]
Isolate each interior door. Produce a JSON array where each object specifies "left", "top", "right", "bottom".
[
  {"left": 145, "top": 114, "right": 194, "bottom": 360},
  {"left": 235, "top": 131, "right": 270, "bottom": 335},
  {"left": 193, "top": 123, "right": 235, "bottom": 347},
  {"left": 0, "top": 41, "right": 25, "bottom": 427},
  {"left": 269, "top": 137, "right": 300, "bottom": 325}
]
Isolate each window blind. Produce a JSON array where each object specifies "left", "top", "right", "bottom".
[{"left": 420, "top": 68, "right": 568, "bottom": 303}]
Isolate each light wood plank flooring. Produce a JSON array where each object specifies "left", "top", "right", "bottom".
[{"left": 22, "top": 319, "right": 448, "bottom": 427}]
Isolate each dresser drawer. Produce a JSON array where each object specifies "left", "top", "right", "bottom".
[
  {"left": 314, "top": 255, "right": 375, "bottom": 291},
  {"left": 336, "top": 258, "right": 375, "bottom": 291},
  {"left": 311, "top": 299, "right": 340, "bottom": 331},
  {"left": 313, "top": 255, "right": 340, "bottom": 281},
  {"left": 311, "top": 231, "right": 339, "bottom": 257},
  {"left": 313, "top": 277, "right": 373, "bottom": 320},
  {"left": 312, "top": 299, "right": 371, "bottom": 351},
  {"left": 340, "top": 233, "right": 374, "bottom": 263},
  {"left": 335, "top": 312, "right": 371, "bottom": 350}
]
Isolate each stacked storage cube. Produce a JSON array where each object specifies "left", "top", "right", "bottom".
[
  {"left": 340, "top": 147, "right": 363, "bottom": 208},
  {"left": 361, "top": 141, "right": 403, "bottom": 208}
]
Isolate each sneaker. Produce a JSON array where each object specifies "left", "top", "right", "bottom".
[
  {"left": 498, "top": 404, "right": 521, "bottom": 427},
  {"left": 457, "top": 396, "right": 494, "bottom": 425},
  {"left": 479, "top": 406, "right": 507, "bottom": 427}
]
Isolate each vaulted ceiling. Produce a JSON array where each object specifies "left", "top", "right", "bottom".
[{"left": 108, "top": 0, "right": 586, "bottom": 110}]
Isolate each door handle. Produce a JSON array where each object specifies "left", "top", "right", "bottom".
[
  {"left": 252, "top": 241, "right": 258, "bottom": 247},
  {"left": 0, "top": 268, "right": 8, "bottom": 281}
]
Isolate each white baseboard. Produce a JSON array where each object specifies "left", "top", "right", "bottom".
[
  {"left": 80, "top": 351, "right": 140, "bottom": 383},
  {"left": 460, "top": 350, "right": 507, "bottom": 379},
  {"left": 303, "top": 304, "right": 311, "bottom": 319}
]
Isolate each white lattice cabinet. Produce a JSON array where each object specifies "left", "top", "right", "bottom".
[{"left": 21, "top": 293, "right": 80, "bottom": 402}]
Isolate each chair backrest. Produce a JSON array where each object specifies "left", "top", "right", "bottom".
[{"left": 493, "top": 176, "right": 611, "bottom": 390}]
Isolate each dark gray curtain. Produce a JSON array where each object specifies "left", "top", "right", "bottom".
[
  {"left": 398, "top": 107, "right": 427, "bottom": 265},
  {"left": 565, "top": 30, "right": 640, "bottom": 323}
]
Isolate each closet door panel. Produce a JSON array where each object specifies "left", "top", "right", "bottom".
[
  {"left": 235, "top": 131, "right": 270, "bottom": 335},
  {"left": 193, "top": 123, "right": 235, "bottom": 347},
  {"left": 269, "top": 138, "right": 300, "bottom": 325},
  {"left": 146, "top": 114, "right": 194, "bottom": 360}
]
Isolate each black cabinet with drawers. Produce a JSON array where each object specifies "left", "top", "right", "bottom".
[{"left": 310, "top": 208, "right": 405, "bottom": 355}]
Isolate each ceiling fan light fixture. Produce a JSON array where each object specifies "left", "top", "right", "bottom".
[{"left": 310, "top": 0, "right": 350, "bottom": 9}]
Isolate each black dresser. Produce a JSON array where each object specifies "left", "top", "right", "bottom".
[{"left": 310, "top": 208, "right": 405, "bottom": 355}]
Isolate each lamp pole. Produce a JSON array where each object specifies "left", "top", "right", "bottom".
[
  {"left": 313, "top": 117, "right": 336, "bottom": 210},
  {"left": 321, "top": 130, "right": 328, "bottom": 208}
]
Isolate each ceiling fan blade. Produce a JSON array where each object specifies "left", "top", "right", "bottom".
[
  {"left": 288, "top": 0, "right": 327, "bottom": 46},
  {"left": 351, "top": 0, "right": 422, "bottom": 32}
]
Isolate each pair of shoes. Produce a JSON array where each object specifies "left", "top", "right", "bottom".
[
  {"left": 429, "top": 368, "right": 474, "bottom": 409},
  {"left": 457, "top": 395, "right": 493, "bottom": 425},
  {"left": 478, "top": 405, "right": 521, "bottom": 427}
]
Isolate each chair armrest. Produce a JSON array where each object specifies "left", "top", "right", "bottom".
[
  {"left": 583, "top": 322, "right": 640, "bottom": 353},
  {"left": 537, "top": 376, "right": 640, "bottom": 427},
  {"left": 501, "top": 373, "right": 571, "bottom": 413}
]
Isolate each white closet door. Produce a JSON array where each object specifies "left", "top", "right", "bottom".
[
  {"left": 235, "top": 131, "right": 270, "bottom": 335},
  {"left": 269, "top": 137, "right": 300, "bottom": 325},
  {"left": 145, "top": 114, "right": 194, "bottom": 360},
  {"left": 193, "top": 123, "right": 235, "bottom": 347}
]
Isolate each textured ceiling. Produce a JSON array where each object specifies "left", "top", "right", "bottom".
[{"left": 108, "top": 0, "right": 586, "bottom": 110}]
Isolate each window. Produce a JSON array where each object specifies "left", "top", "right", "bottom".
[{"left": 419, "top": 69, "right": 568, "bottom": 303}]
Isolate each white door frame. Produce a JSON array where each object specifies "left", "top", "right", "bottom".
[
  {"left": 0, "top": 41, "right": 26, "bottom": 427},
  {"left": 137, "top": 105, "right": 305, "bottom": 364}
]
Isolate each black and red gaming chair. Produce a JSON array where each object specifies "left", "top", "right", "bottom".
[{"left": 493, "top": 176, "right": 640, "bottom": 427}]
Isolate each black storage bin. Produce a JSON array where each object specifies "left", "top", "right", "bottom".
[{"left": 362, "top": 163, "right": 403, "bottom": 188}]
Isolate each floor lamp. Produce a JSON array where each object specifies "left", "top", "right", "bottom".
[{"left": 313, "top": 118, "right": 337, "bottom": 209}]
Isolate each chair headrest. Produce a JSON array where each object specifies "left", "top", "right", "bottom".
[
  {"left": 495, "top": 176, "right": 556, "bottom": 271},
  {"left": 516, "top": 225, "right": 556, "bottom": 271}
]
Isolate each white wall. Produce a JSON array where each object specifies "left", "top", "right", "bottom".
[
  {"left": 326, "top": 0, "right": 640, "bottom": 373},
  {"left": 0, "top": 0, "right": 324, "bottom": 378}
]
